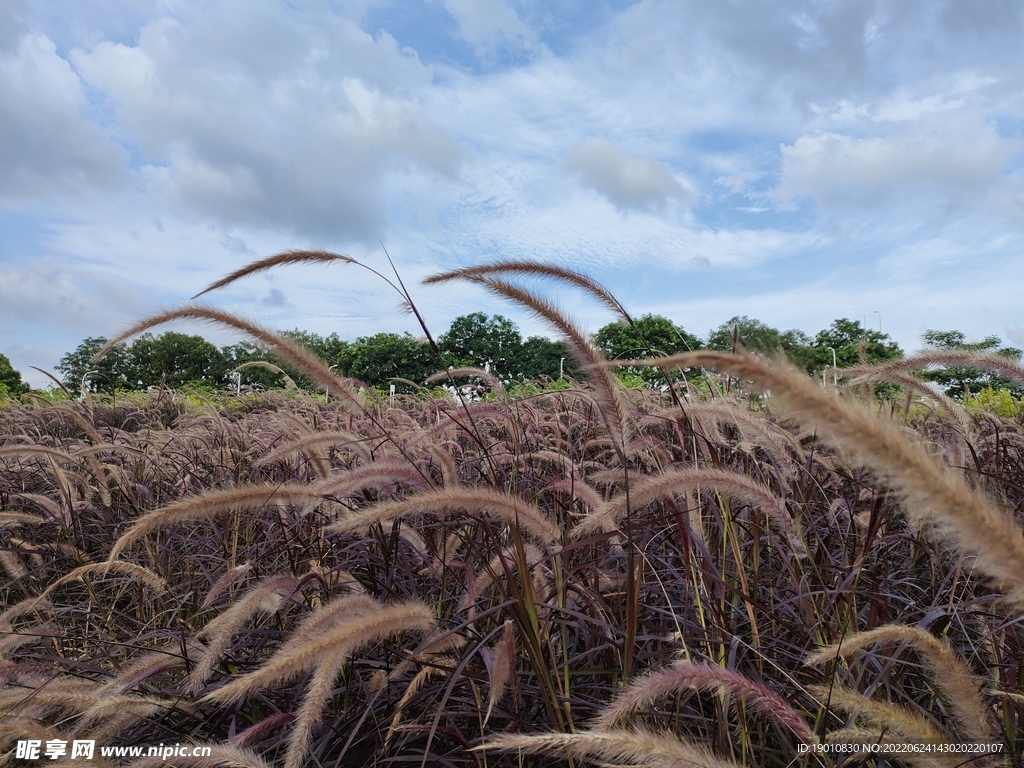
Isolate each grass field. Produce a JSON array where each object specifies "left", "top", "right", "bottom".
[{"left": 2, "top": 256, "right": 1023, "bottom": 767}]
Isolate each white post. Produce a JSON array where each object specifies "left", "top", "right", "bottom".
[
  {"left": 827, "top": 346, "right": 837, "bottom": 387},
  {"left": 326, "top": 364, "right": 338, "bottom": 403},
  {"left": 80, "top": 370, "right": 98, "bottom": 402},
  {"left": 559, "top": 357, "right": 565, "bottom": 379}
]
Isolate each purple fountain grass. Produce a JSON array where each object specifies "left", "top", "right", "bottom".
[{"left": 591, "top": 660, "right": 817, "bottom": 744}]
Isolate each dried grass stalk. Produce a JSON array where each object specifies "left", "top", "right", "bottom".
[
  {"left": 575, "top": 467, "right": 806, "bottom": 557},
  {"left": 845, "top": 349, "right": 1024, "bottom": 387},
  {"left": 621, "top": 352, "right": 1024, "bottom": 605},
  {"left": 476, "top": 728, "right": 745, "bottom": 768},
  {"left": 328, "top": 486, "right": 560, "bottom": 545},
  {"left": 106, "top": 484, "right": 323, "bottom": 562},
  {"left": 812, "top": 683, "right": 949, "bottom": 745},
  {"left": 124, "top": 744, "right": 275, "bottom": 768},
  {"left": 592, "top": 660, "right": 816, "bottom": 744},
  {"left": 202, "top": 599, "right": 435, "bottom": 706},
  {"left": 806, "top": 624, "right": 991, "bottom": 744},
  {"left": 191, "top": 250, "right": 355, "bottom": 299}
]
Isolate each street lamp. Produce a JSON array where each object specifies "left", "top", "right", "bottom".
[
  {"left": 326, "top": 364, "right": 338, "bottom": 403},
  {"left": 873, "top": 310, "right": 881, "bottom": 334},
  {"left": 79, "top": 370, "right": 99, "bottom": 402}
]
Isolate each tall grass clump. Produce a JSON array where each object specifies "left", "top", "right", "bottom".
[{"left": 1, "top": 251, "right": 1022, "bottom": 766}]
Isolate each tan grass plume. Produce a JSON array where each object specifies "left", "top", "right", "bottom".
[
  {"left": 617, "top": 351, "right": 1024, "bottom": 605},
  {"left": 327, "top": 486, "right": 561, "bottom": 545},
  {"left": 476, "top": 727, "right": 745, "bottom": 768},
  {"left": 806, "top": 624, "right": 991, "bottom": 744}
]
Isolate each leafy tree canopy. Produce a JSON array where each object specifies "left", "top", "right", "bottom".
[
  {"left": 0, "top": 353, "right": 30, "bottom": 397},
  {"left": 337, "top": 332, "right": 437, "bottom": 392},
  {"left": 518, "top": 336, "right": 580, "bottom": 381},
  {"left": 276, "top": 330, "right": 351, "bottom": 390},
  {"left": 127, "top": 332, "right": 228, "bottom": 389},
  {"left": 813, "top": 319, "right": 902, "bottom": 369},
  {"left": 920, "top": 329, "right": 1023, "bottom": 398},
  {"left": 596, "top": 314, "right": 701, "bottom": 360},
  {"left": 439, "top": 313, "right": 523, "bottom": 381},
  {"left": 595, "top": 314, "right": 702, "bottom": 384},
  {"left": 280, "top": 330, "right": 349, "bottom": 366},
  {"left": 707, "top": 316, "right": 814, "bottom": 370},
  {"left": 57, "top": 337, "right": 133, "bottom": 392}
]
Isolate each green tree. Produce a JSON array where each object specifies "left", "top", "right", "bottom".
[
  {"left": 438, "top": 313, "right": 524, "bottom": 381},
  {"left": 920, "top": 330, "right": 1023, "bottom": 398},
  {"left": 596, "top": 314, "right": 702, "bottom": 360},
  {"left": 517, "top": 337, "right": 580, "bottom": 381},
  {"left": 338, "top": 333, "right": 437, "bottom": 392},
  {"left": 0, "top": 353, "right": 30, "bottom": 397},
  {"left": 223, "top": 341, "right": 290, "bottom": 390},
  {"left": 594, "top": 314, "right": 701, "bottom": 384},
  {"left": 57, "top": 337, "right": 133, "bottom": 391},
  {"left": 126, "top": 332, "right": 229, "bottom": 389},
  {"left": 278, "top": 330, "right": 351, "bottom": 390},
  {"left": 813, "top": 319, "right": 902, "bottom": 370},
  {"left": 707, "top": 316, "right": 813, "bottom": 369},
  {"left": 280, "top": 330, "right": 349, "bottom": 365}
]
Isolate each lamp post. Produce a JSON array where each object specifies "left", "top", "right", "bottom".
[
  {"left": 827, "top": 347, "right": 837, "bottom": 387},
  {"left": 326, "top": 364, "right": 338, "bottom": 403},
  {"left": 873, "top": 310, "right": 881, "bottom": 334},
  {"left": 79, "top": 370, "right": 99, "bottom": 402}
]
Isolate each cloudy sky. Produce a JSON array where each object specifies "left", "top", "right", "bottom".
[{"left": 3, "top": 0, "right": 1023, "bottom": 385}]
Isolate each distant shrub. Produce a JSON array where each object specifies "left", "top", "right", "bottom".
[{"left": 966, "top": 386, "right": 1023, "bottom": 418}]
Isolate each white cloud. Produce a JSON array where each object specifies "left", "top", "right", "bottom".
[
  {"left": 0, "top": 34, "right": 128, "bottom": 200},
  {"left": 68, "top": 11, "right": 460, "bottom": 243},
  {"left": 0, "top": 259, "right": 144, "bottom": 330},
  {"left": 564, "top": 138, "right": 691, "bottom": 212},
  {"left": 1006, "top": 326, "right": 1024, "bottom": 349},
  {"left": 776, "top": 118, "right": 1017, "bottom": 211},
  {"left": 443, "top": 0, "right": 536, "bottom": 57}
]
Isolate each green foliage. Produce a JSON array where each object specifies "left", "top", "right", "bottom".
[
  {"left": 595, "top": 314, "right": 701, "bottom": 384},
  {"left": 277, "top": 329, "right": 350, "bottom": 389},
  {"left": 707, "top": 316, "right": 814, "bottom": 370},
  {"left": 223, "top": 341, "right": 288, "bottom": 390},
  {"left": 56, "top": 337, "right": 134, "bottom": 392},
  {"left": 518, "top": 336, "right": 579, "bottom": 381},
  {"left": 127, "top": 332, "right": 229, "bottom": 389},
  {"left": 337, "top": 332, "right": 436, "bottom": 392},
  {"left": 438, "top": 312, "right": 522, "bottom": 381},
  {"left": 596, "top": 314, "right": 701, "bottom": 360},
  {"left": 437, "top": 313, "right": 581, "bottom": 383},
  {"left": 0, "top": 353, "right": 30, "bottom": 397},
  {"left": 920, "top": 329, "right": 1023, "bottom": 398},
  {"left": 813, "top": 318, "right": 902, "bottom": 369},
  {"left": 280, "top": 329, "right": 349, "bottom": 364},
  {"left": 965, "top": 387, "right": 1023, "bottom": 418}
]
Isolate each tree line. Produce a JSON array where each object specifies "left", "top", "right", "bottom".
[
  {"left": 3, "top": 312, "right": 1017, "bottom": 400},
  {"left": 51, "top": 313, "right": 578, "bottom": 396}
]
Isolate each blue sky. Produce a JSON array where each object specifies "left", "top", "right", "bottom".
[{"left": 3, "top": 0, "right": 1023, "bottom": 386}]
